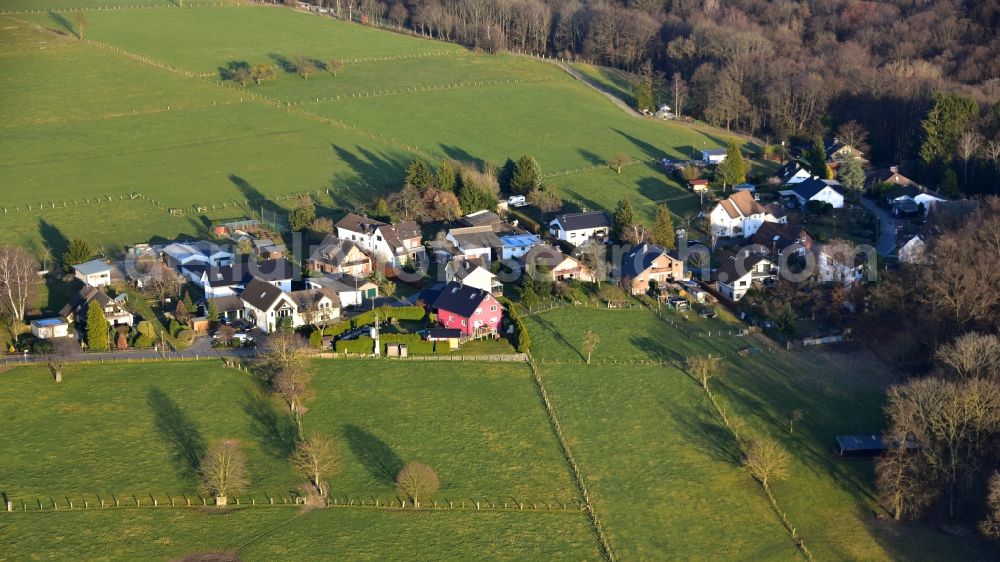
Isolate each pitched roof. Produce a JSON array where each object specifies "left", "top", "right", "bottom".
[
  {"left": 776, "top": 161, "right": 807, "bottom": 183},
  {"left": 239, "top": 278, "right": 288, "bottom": 312},
  {"left": 431, "top": 282, "right": 492, "bottom": 317},
  {"left": 72, "top": 258, "right": 111, "bottom": 276},
  {"left": 792, "top": 178, "right": 842, "bottom": 200},
  {"left": 335, "top": 213, "right": 387, "bottom": 235},
  {"left": 521, "top": 244, "right": 573, "bottom": 269},
  {"left": 446, "top": 259, "right": 495, "bottom": 282},
  {"left": 59, "top": 285, "right": 112, "bottom": 318},
  {"left": 377, "top": 220, "right": 421, "bottom": 255},
  {"left": 551, "top": 211, "right": 611, "bottom": 232},
  {"left": 715, "top": 252, "right": 773, "bottom": 286},
  {"left": 460, "top": 210, "right": 502, "bottom": 228},
  {"left": 619, "top": 243, "right": 677, "bottom": 278},
  {"left": 289, "top": 287, "right": 341, "bottom": 310},
  {"left": 448, "top": 226, "right": 502, "bottom": 250},
  {"left": 702, "top": 148, "right": 727, "bottom": 156},
  {"left": 748, "top": 223, "right": 812, "bottom": 252},
  {"left": 207, "top": 294, "right": 244, "bottom": 314},
  {"left": 197, "top": 258, "right": 293, "bottom": 287},
  {"left": 717, "top": 190, "right": 766, "bottom": 220},
  {"left": 498, "top": 233, "right": 540, "bottom": 248},
  {"left": 308, "top": 236, "right": 367, "bottom": 266}
]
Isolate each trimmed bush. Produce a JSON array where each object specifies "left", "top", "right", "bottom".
[
  {"left": 335, "top": 337, "right": 375, "bottom": 354},
  {"left": 308, "top": 329, "right": 323, "bottom": 349},
  {"left": 134, "top": 334, "right": 154, "bottom": 348},
  {"left": 176, "top": 329, "right": 195, "bottom": 344}
]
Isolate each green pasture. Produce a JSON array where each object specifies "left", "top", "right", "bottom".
[
  {"left": 2, "top": 507, "right": 598, "bottom": 561},
  {"left": 523, "top": 306, "right": 747, "bottom": 364},
  {"left": 0, "top": 360, "right": 573, "bottom": 501}
]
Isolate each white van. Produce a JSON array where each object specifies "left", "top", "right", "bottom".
[{"left": 507, "top": 195, "right": 527, "bottom": 207}]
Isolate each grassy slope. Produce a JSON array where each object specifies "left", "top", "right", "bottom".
[
  {"left": 0, "top": 361, "right": 574, "bottom": 502},
  {"left": 2, "top": 508, "right": 598, "bottom": 561},
  {"left": 544, "top": 364, "right": 797, "bottom": 560}
]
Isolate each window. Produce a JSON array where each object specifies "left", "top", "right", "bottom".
[
  {"left": 461, "top": 319, "right": 467, "bottom": 326},
  {"left": 475, "top": 308, "right": 482, "bottom": 315},
  {"left": 490, "top": 305, "right": 497, "bottom": 312},
  {"left": 570, "top": 233, "right": 576, "bottom": 238}
]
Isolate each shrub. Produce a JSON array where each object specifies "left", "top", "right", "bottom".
[
  {"left": 335, "top": 336, "right": 375, "bottom": 354},
  {"left": 309, "top": 329, "right": 323, "bottom": 350},
  {"left": 134, "top": 334, "right": 154, "bottom": 348},
  {"left": 136, "top": 320, "right": 155, "bottom": 338},
  {"left": 176, "top": 329, "right": 195, "bottom": 344},
  {"left": 168, "top": 319, "right": 182, "bottom": 337},
  {"left": 30, "top": 339, "right": 53, "bottom": 354}
]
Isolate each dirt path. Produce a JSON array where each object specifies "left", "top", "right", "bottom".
[{"left": 552, "top": 61, "right": 642, "bottom": 118}]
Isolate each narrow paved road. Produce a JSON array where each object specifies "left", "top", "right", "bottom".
[{"left": 859, "top": 196, "right": 896, "bottom": 255}]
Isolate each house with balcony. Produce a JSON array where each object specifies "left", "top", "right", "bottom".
[{"left": 715, "top": 250, "right": 776, "bottom": 301}]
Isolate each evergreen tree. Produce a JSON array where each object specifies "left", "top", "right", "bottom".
[
  {"left": 374, "top": 198, "right": 391, "bottom": 221},
  {"left": 510, "top": 155, "right": 541, "bottom": 195},
  {"left": 457, "top": 183, "right": 497, "bottom": 214},
  {"left": 652, "top": 205, "right": 676, "bottom": 250},
  {"left": 716, "top": 139, "right": 747, "bottom": 189},
  {"left": 635, "top": 78, "right": 655, "bottom": 113},
  {"left": 941, "top": 168, "right": 960, "bottom": 197},
  {"left": 920, "top": 91, "right": 979, "bottom": 168},
  {"left": 805, "top": 136, "right": 829, "bottom": 179},
  {"left": 86, "top": 299, "right": 110, "bottom": 352},
  {"left": 498, "top": 158, "right": 517, "bottom": 193},
  {"left": 62, "top": 238, "right": 93, "bottom": 271},
  {"left": 207, "top": 299, "right": 219, "bottom": 324},
  {"left": 404, "top": 160, "right": 434, "bottom": 191},
  {"left": 838, "top": 154, "right": 866, "bottom": 191},
  {"left": 612, "top": 198, "right": 635, "bottom": 240},
  {"left": 436, "top": 160, "right": 456, "bottom": 192}
]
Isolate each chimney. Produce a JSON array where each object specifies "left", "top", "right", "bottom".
[{"left": 889, "top": 165, "right": 898, "bottom": 174}]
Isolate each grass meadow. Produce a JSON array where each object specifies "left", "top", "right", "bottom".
[
  {"left": 0, "top": 361, "right": 575, "bottom": 502},
  {"left": 3, "top": 508, "right": 599, "bottom": 561},
  {"left": 0, "top": 3, "right": 730, "bottom": 253}
]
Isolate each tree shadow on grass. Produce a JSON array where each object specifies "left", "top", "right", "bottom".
[
  {"left": 47, "top": 11, "right": 76, "bottom": 38},
  {"left": 629, "top": 335, "right": 682, "bottom": 363},
  {"left": 660, "top": 392, "right": 743, "bottom": 467},
  {"left": 343, "top": 424, "right": 403, "bottom": 484},
  {"left": 242, "top": 389, "right": 299, "bottom": 459},
  {"left": 148, "top": 388, "right": 205, "bottom": 480},
  {"left": 530, "top": 314, "right": 584, "bottom": 361}
]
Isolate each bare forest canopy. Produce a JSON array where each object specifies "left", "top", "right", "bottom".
[{"left": 325, "top": 0, "right": 1000, "bottom": 184}]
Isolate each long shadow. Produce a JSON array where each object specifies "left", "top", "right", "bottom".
[
  {"left": 37, "top": 219, "right": 69, "bottom": 264},
  {"left": 218, "top": 60, "right": 250, "bottom": 82},
  {"left": 438, "top": 144, "right": 479, "bottom": 164},
  {"left": 148, "top": 388, "right": 206, "bottom": 480},
  {"left": 343, "top": 424, "right": 403, "bottom": 484},
  {"left": 629, "top": 334, "right": 682, "bottom": 363},
  {"left": 47, "top": 11, "right": 75, "bottom": 37},
  {"left": 660, "top": 393, "right": 742, "bottom": 466},
  {"left": 613, "top": 129, "right": 668, "bottom": 161},
  {"left": 531, "top": 314, "right": 585, "bottom": 361},
  {"left": 576, "top": 148, "right": 605, "bottom": 166},
  {"left": 242, "top": 389, "right": 299, "bottom": 459},
  {"left": 268, "top": 53, "right": 295, "bottom": 74}
]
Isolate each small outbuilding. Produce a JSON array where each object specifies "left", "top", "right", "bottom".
[
  {"left": 701, "top": 148, "right": 727, "bottom": 164},
  {"left": 73, "top": 259, "right": 112, "bottom": 287},
  {"left": 834, "top": 434, "right": 919, "bottom": 457},
  {"left": 31, "top": 317, "right": 69, "bottom": 339}
]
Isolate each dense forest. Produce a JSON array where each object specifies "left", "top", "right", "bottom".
[{"left": 310, "top": 0, "right": 1000, "bottom": 192}]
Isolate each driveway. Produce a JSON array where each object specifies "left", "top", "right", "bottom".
[{"left": 859, "top": 196, "right": 896, "bottom": 255}]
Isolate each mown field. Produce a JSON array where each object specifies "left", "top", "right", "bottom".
[{"left": 0, "top": 2, "right": 725, "bottom": 253}]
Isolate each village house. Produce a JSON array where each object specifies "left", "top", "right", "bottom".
[
  {"left": 161, "top": 241, "right": 234, "bottom": 269},
  {"left": 288, "top": 287, "right": 341, "bottom": 328},
  {"left": 459, "top": 210, "right": 503, "bottom": 229},
  {"left": 335, "top": 213, "right": 425, "bottom": 268},
  {"left": 815, "top": 243, "right": 865, "bottom": 286},
  {"left": 305, "top": 274, "right": 378, "bottom": 307},
  {"left": 206, "top": 294, "right": 246, "bottom": 324},
  {"left": 430, "top": 281, "right": 502, "bottom": 337},
  {"left": 60, "top": 286, "right": 134, "bottom": 327},
  {"left": 549, "top": 211, "right": 611, "bottom": 245},
  {"left": 521, "top": 244, "right": 594, "bottom": 283},
  {"left": 251, "top": 238, "right": 287, "bottom": 260},
  {"left": 72, "top": 259, "right": 112, "bottom": 288},
  {"left": 444, "top": 259, "right": 502, "bottom": 294},
  {"left": 307, "top": 236, "right": 373, "bottom": 277},
  {"left": 783, "top": 178, "right": 845, "bottom": 209},
  {"left": 774, "top": 161, "right": 813, "bottom": 185},
  {"left": 446, "top": 226, "right": 502, "bottom": 264},
  {"left": 715, "top": 250, "right": 777, "bottom": 302},
  {"left": 701, "top": 148, "right": 727, "bottom": 164},
  {"left": 709, "top": 190, "right": 787, "bottom": 238},
  {"left": 748, "top": 223, "right": 814, "bottom": 262},
  {"left": 618, "top": 243, "right": 685, "bottom": 295},
  {"left": 498, "top": 233, "right": 540, "bottom": 261},
  {"left": 183, "top": 257, "right": 293, "bottom": 297},
  {"left": 238, "top": 278, "right": 338, "bottom": 334},
  {"left": 881, "top": 183, "right": 947, "bottom": 213},
  {"left": 823, "top": 138, "right": 865, "bottom": 165},
  {"left": 865, "top": 165, "right": 921, "bottom": 191},
  {"left": 31, "top": 317, "right": 69, "bottom": 339}
]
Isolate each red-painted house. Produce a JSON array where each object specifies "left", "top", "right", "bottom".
[{"left": 430, "top": 282, "right": 502, "bottom": 337}]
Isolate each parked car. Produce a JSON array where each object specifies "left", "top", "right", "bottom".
[{"left": 507, "top": 195, "right": 527, "bottom": 207}]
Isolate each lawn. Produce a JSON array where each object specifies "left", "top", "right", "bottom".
[
  {"left": 0, "top": 360, "right": 575, "bottom": 503},
  {"left": 2, "top": 507, "right": 598, "bottom": 561}
]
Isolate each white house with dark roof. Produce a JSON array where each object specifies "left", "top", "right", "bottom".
[
  {"left": 335, "top": 213, "right": 424, "bottom": 267},
  {"left": 701, "top": 148, "right": 727, "bottom": 164},
  {"left": 709, "top": 190, "right": 787, "bottom": 238},
  {"left": 784, "top": 178, "right": 845, "bottom": 209},
  {"left": 775, "top": 161, "right": 813, "bottom": 185},
  {"left": 549, "top": 211, "right": 611, "bottom": 244},
  {"left": 184, "top": 258, "right": 293, "bottom": 297},
  {"left": 161, "top": 241, "right": 234, "bottom": 269},
  {"left": 444, "top": 260, "right": 502, "bottom": 294},
  {"left": 73, "top": 259, "right": 112, "bottom": 287},
  {"left": 715, "top": 250, "right": 776, "bottom": 301}
]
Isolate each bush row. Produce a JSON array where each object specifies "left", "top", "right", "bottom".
[
  {"left": 333, "top": 333, "right": 451, "bottom": 355},
  {"left": 497, "top": 296, "right": 530, "bottom": 352},
  {"left": 323, "top": 305, "right": 427, "bottom": 337}
]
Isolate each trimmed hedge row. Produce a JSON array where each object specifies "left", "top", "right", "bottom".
[
  {"left": 497, "top": 296, "right": 530, "bottom": 352},
  {"left": 333, "top": 333, "right": 448, "bottom": 355},
  {"left": 324, "top": 305, "right": 427, "bottom": 337}
]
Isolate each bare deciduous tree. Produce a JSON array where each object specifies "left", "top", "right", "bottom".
[
  {"left": 582, "top": 329, "right": 600, "bottom": 364},
  {"left": 958, "top": 131, "right": 983, "bottom": 184},
  {"left": 686, "top": 354, "right": 722, "bottom": 391},
  {"left": 875, "top": 428, "right": 937, "bottom": 521},
  {"left": 936, "top": 332, "right": 1000, "bottom": 380},
  {"left": 742, "top": 437, "right": 789, "bottom": 489},
  {"left": 261, "top": 330, "right": 308, "bottom": 372},
  {"left": 787, "top": 409, "right": 804, "bottom": 434},
  {"left": 835, "top": 120, "right": 870, "bottom": 155},
  {"left": 980, "top": 471, "right": 1000, "bottom": 537},
  {"left": 199, "top": 441, "right": 249, "bottom": 503},
  {"left": 396, "top": 462, "right": 439, "bottom": 507},
  {"left": 290, "top": 434, "right": 340, "bottom": 497},
  {"left": 0, "top": 246, "right": 36, "bottom": 323}
]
